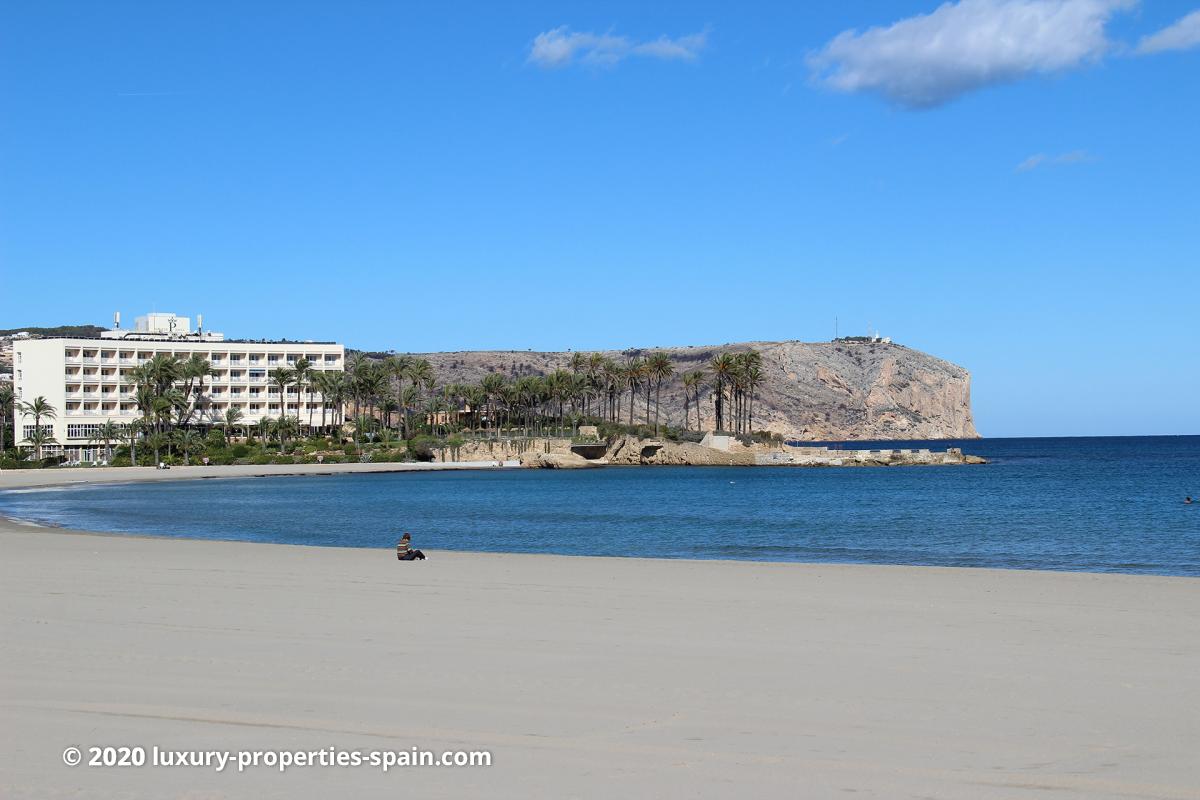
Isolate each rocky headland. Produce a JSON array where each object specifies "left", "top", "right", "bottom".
[{"left": 405, "top": 339, "right": 977, "bottom": 441}]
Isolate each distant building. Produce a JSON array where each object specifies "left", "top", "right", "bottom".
[{"left": 12, "top": 312, "right": 344, "bottom": 460}]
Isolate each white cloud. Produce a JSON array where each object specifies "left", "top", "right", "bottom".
[
  {"left": 1016, "top": 149, "right": 1093, "bottom": 171},
  {"left": 1136, "top": 9, "right": 1200, "bottom": 54},
  {"left": 1017, "top": 154, "right": 1049, "bottom": 171},
  {"left": 808, "top": 0, "right": 1135, "bottom": 109},
  {"left": 528, "top": 26, "right": 706, "bottom": 68}
]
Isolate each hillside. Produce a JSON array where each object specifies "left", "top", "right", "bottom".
[
  {"left": 403, "top": 340, "right": 978, "bottom": 441},
  {"left": 0, "top": 325, "right": 106, "bottom": 338}
]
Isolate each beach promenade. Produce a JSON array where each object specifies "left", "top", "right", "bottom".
[{"left": 2, "top": 505, "right": 1198, "bottom": 798}]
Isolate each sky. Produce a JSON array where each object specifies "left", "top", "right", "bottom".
[{"left": 1, "top": 1, "right": 1197, "bottom": 437}]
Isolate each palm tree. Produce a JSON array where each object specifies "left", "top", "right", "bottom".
[
  {"left": 270, "top": 367, "right": 297, "bottom": 420},
  {"left": 0, "top": 384, "right": 14, "bottom": 455},
  {"left": 480, "top": 372, "right": 507, "bottom": 439},
  {"left": 602, "top": 358, "right": 622, "bottom": 422},
  {"left": 344, "top": 353, "right": 371, "bottom": 423},
  {"left": 222, "top": 407, "right": 245, "bottom": 440},
  {"left": 88, "top": 421, "right": 122, "bottom": 463},
  {"left": 17, "top": 396, "right": 57, "bottom": 460},
  {"left": 257, "top": 417, "right": 275, "bottom": 453},
  {"left": 743, "top": 362, "right": 764, "bottom": 434},
  {"left": 144, "top": 431, "right": 170, "bottom": 464},
  {"left": 398, "top": 384, "right": 420, "bottom": 438},
  {"left": 683, "top": 369, "right": 706, "bottom": 431},
  {"left": 24, "top": 428, "right": 57, "bottom": 461},
  {"left": 122, "top": 419, "right": 144, "bottom": 466},
  {"left": 359, "top": 363, "right": 388, "bottom": 424},
  {"left": 424, "top": 396, "right": 448, "bottom": 435},
  {"left": 514, "top": 376, "right": 540, "bottom": 436},
  {"left": 623, "top": 357, "right": 644, "bottom": 427},
  {"left": 646, "top": 352, "right": 673, "bottom": 436},
  {"left": 173, "top": 429, "right": 205, "bottom": 465},
  {"left": 569, "top": 352, "right": 586, "bottom": 375},
  {"left": 292, "top": 357, "right": 312, "bottom": 430},
  {"left": 154, "top": 388, "right": 187, "bottom": 441},
  {"left": 379, "top": 391, "right": 400, "bottom": 431},
  {"left": 463, "top": 385, "right": 486, "bottom": 434},
  {"left": 405, "top": 359, "right": 434, "bottom": 434},
  {"left": 710, "top": 353, "right": 736, "bottom": 433},
  {"left": 179, "top": 354, "right": 217, "bottom": 425},
  {"left": 546, "top": 369, "right": 572, "bottom": 436},
  {"left": 275, "top": 415, "right": 299, "bottom": 454},
  {"left": 143, "top": 354, "right": 184, "bottom": 403},
  {"left": 570, "top": 372, "right": 593, "bottom": 433},
  {"left": 323, "top": 371, "right": 347, "bottom": 430}
]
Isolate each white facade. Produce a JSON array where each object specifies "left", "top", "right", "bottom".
[{"left": 12, "top": 333, "right": 344, "bottom": 457}]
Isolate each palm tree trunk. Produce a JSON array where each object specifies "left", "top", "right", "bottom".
[{"left": 654, "top": 382, "right": 662, "bottom": 436}]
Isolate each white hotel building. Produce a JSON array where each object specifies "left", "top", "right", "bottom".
[{"left": 12, "top": 312, "right": 344, "bottom": 459}]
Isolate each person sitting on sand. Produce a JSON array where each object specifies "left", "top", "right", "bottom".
[{"left": 396, "top": 533, "right": 426, "bottom": 561}]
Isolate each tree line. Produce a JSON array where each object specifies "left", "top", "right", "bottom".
[{"left": 3, "top": 347, "right": 768, "bottom": 464}]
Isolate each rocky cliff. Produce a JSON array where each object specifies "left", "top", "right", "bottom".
[{"left": 408, "top": 340, "right": 978, "bottom": 441}]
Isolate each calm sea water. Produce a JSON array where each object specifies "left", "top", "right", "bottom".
[{"left": 3, "top": 436, "right": 1199, "bottom": 575}]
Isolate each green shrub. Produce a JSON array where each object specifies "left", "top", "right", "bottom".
[
  {"left": 205, "top": 430, "right": 227, "bottom": 449},
  {"left": 230, "top": 444, "right": 250, "bottom": 458},
  {"left": 343, "top": 443, "right": 357, "bottom": 456},
  {"left": 406, "top": 435, "right": 438, "bottom": 462}
]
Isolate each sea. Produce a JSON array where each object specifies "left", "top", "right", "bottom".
[{"left": 2, "top": 436, "right": 1198, "bottom": 576}]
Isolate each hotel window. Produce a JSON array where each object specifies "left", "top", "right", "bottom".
[
  {"left": 269, "top": 404, "right": 280, "bottom": 412},
  {"left": 67, "top": 424, "right": 100, "bottom": 440},
  {"left": 249, "top": 404, "right": 261, "bottom": 412},
  {"left": 22, "top": 424, "right": 54, "bottom": 438}
]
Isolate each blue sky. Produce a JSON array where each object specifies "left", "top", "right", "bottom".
[{"left": 1, "top": 1, "right": 1197, "bottom": 437}]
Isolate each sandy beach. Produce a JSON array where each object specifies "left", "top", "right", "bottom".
[{"left": 2, "top": 505, "right": 1199, "bottom": 799}]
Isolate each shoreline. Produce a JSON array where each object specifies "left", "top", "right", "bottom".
[
  {"left": 3, "top": 518, "right": 1198, "bottom": 798},
  {"left": 0, "top": 459, "right": 522, "bottom": 491},
  {"left": 3, "top": 513, "right": 1197, "bottom": 582}
]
